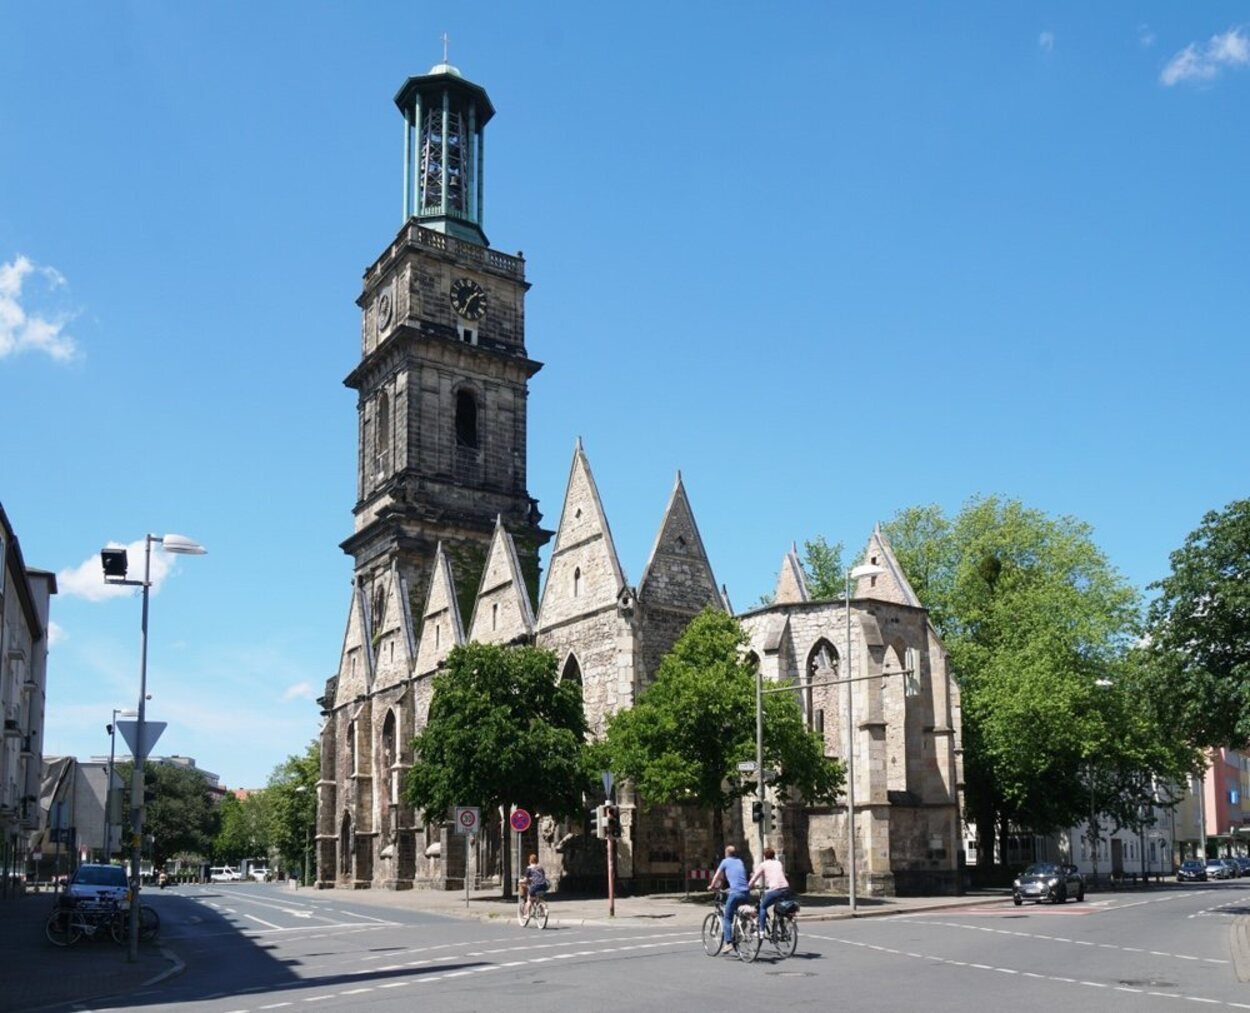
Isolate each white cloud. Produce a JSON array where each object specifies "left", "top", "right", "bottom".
[
  {"left": 57, "top": 539, "right": 181, "bottom": 602},
  {"left": 1038, "top": 31, "right": 1054, "bottom": 54},
  {"left": 281, "top": 681, "right": 314, "bottom": 703},
  {"left": 46, "top": 621, "right": 67, "bottom": 648},
  {"left": 1138, "top": 24, "right": 1156, "bottom": 49},
  {"left": 0, "top": 255, "right": 79, "bottom": 362},
  {"left": 1161, "top": 26, "right": 1250, "bottom": 86}
]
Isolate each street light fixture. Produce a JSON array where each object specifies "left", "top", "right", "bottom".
[
  {"left": 103, "top": 707, "right": 137, "bottom": 859},
  {"left": 100, "top": 532, "right": 206, "bottom": 962}
]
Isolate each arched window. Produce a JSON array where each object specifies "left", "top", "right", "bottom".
[
  {"left": 805, "top": 639, "right": 839, "bottom": 731},
  {"left": 455, "top": 389, "right": 478, "bottom": 448},
  {"left": 347, "top": 720, "right": 357, "bottom": 775},
  {"left": 382, "top": 710, "right": 397, "bottom": 805},
  {"left": 561, "top": 654, "right": 583, "bottom": 686},
  {"left": 491, "top": 603, "right": 499, "bottom": 631},
  {"left": 339, "top": 812, "right": 352, "bottom": 876},
  {"left": 573, "top": 566, "right": 582, "bottom": 598}
]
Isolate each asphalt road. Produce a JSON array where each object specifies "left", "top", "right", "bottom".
[{"left": 71, "top": 881, "right": 1250, "bottom": 1013}]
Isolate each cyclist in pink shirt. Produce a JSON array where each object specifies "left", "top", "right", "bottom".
[{"left": 749, "top": 846, "right": 791, "bottom": 935}]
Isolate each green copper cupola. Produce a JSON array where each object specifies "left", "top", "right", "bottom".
[{"left": 395, "top": 61, "right": 495, "bottom": 247}]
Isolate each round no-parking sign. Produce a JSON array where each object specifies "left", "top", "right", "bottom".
[{"left": 510, "top": 808, "right": 532, "bottom": 833}]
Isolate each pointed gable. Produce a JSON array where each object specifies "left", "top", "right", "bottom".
[
  {"left": 415, "top": 542, "right": 465, "bottom": 676},
  {"left": 334, "top": 583, "right": 373, "bottom": 703},
  {"left": 854, "top": 523, "right": 922, "bottom": 607},
  {"left": 772, "top": 543, "right": 810, "bottom": 604},
  {"left": 637, "top": 471, "right": 721, "bottom": 612},
  {"left": 537, "top": 440, "right": 628, "bottom": 629},
  {"left": 469, "top": 517, "right": 537, "bottom": 644},
  {"left": 371, "top": 561, "right": 418, "bottom": 691}
]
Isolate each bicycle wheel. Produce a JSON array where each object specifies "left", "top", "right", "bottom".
[
  {"left": 46, "top": 910, "right": 81, "bottom": 947},
  {"left": 701, "top": 912, "right": 723, "bottom": 956},
  {"left": 109, "top": 912, "right": 127, "bottom": 945},
  {"left": 735, "top": 912, "right": 761, "bottom": 963},
  {"left": 775, "top": 915, "right": 798, "bottom": 958},
  {"left": 534, "top": 899, "right": 549, "bottom": 930},
  {"left": 138, "top": 905, "right": 160, "bottom": 941},
  {"left": 517, "top": 899, "right": 531, "bottom": 927}
]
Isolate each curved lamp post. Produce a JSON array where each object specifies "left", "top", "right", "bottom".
[{"left": 101, "top": 533, "right": 206, "bottom": 961}]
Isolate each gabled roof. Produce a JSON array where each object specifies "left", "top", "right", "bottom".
[
  {"left": 537, "top": 439, "right": 629, "bottom": 624},
  {"left": 856, "top": 524, "right": 922, "bottom": 607},
  {"left": 637, "top": 471, "right": 720, "bottom": 610},
  {"left": 468, "top": 517, "right": 537, "bottom": 643},
  {"left": 415, "top": 542, "right": 465, "bottom": 674},
  {"left": 772, "top": 543, "right": 810, "bottom": 604}
]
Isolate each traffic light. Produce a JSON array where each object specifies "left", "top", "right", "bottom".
[
  {"left": 605, "top": 805, "right": 621, "bottom": 839},
  {"left": 762, "top": 803, "right": 776, "bottom": 834},
  {"left": 591, "top": 804, "right": 607, "bottom": 839},
  {"left": 751, "top": 800, "right": 764, "bottom": 824}
]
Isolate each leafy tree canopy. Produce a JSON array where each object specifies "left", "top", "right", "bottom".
[
  {"left": 121, "top": 760, "right": 218, "bottom": 868},
  {"left": 1142, "top": 498, "right": 1250, "bottom": 749},
  {"left": 264, "top": 740, "right": 319, "bottom": 876},
  {"left": 604, "top": 608, "right": 843, "bottom": 849},
  {"left": 883, "top": 498, "right": 1194, "bottom": 845}
]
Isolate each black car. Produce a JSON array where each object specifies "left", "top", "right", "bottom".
[
  {"left": 1013, "top": 862, "right": 1086, "bottom": 905},
  {"left": 1177, "top": 859, "right": 1208, "bottom": 882},
  {"left": 1234, "top": 856, "right": 1250, "bottom": 876}
]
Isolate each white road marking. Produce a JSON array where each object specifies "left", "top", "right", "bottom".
[{"left": 244, "top": 914, "right": 283, "bottom": 930}]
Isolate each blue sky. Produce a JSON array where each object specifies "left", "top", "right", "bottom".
[{"left": 3, "top": 3, "right": 1247, "bottom": 790}]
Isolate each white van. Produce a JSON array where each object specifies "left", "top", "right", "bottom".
[{"left": 209, "top": 866, "right": 240, "bottom": 882}]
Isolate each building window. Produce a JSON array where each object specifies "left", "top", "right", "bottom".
[
  {"left": 561, "top": 654, "right": 582, "bottom": 686},
  {"left": 573, "top": 566, "right": 581, "bottom": 598},
  {"left": 491, "top": 603, "right": 498, "bottom": 631},
  {"left": 455, "top": 390, "right": 479, "bottom": 448}
]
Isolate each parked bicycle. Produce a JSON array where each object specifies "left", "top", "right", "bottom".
[
  {"left": 46, "top": 896, "right": 160, "bottom": 947},
  {"left": 45, "top": 896, "right": 125, "bottom": 946},
  {"left": 701, "top": 889, "right": 761, "bottom": 961}
]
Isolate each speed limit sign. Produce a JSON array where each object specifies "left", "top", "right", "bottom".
[{"left": 455, "top": 806, "right": 480, "bottom": 835}]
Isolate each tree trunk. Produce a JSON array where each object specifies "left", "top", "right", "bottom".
[{"left": 712, "top": 804, "right": 724, "bottom": 859}]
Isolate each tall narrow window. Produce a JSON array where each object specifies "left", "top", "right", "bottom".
[
  {"left": 375, "top": 391, "right": 390, "bottom": 480},
  {"left": 573, "top": 566, "right": 582, "bottom": 598},
  {"left": 491, "top": 603, "right": 499, "bottom": 631},
  {"left": 561, "top": 654, "right": 583, "bottom": 686},
  {"left": 455, "top": 390, "right": 478, "bottom": 448}
]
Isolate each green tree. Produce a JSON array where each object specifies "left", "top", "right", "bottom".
[
  {"left": 405, "top": 643, "right": 590, "bottom": 899},
  {"left": 120, "top": 760, "right": 218, "bottom": 869},
  {"left": 1141, "top": 498, "right": 1250, "bottom": 749},
  {"left": 801, "top": 536, "right": 845, "bottom": 600},
  {"left": 265, "top": 741, "right": 319, "bottom": 880},
  {"left": 882, "top": 497, "right": 1192, "bottom": 866},
  {"left": 604, "top": 608, "right": 843, "bottom": 853},
  {"left": 214, "top": 791, "right": 272, "bottom": 865}
]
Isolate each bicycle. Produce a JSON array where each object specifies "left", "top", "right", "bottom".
[
  {"left": 701, "top": 890, "right": 761, "bottom": 961},
  {"left": 759, "top": 895, "right": 799, "bottom": 959},
  {"left": 517, "top": 889, "right": 549, "bottom": 929},
  {"left": 45, "top": 896, "right": 126, "bottom": 947}
]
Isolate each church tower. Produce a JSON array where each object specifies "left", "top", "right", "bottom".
[
  {"left": 342, "top": 58, "right": 549, "bottom": 628},
  {"left": 320, "top": 58, "right": 548, "bottom": 889}
]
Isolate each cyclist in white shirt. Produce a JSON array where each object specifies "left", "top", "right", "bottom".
[{"left": 748, "top": 846, "right": 791, "bottom": 935}]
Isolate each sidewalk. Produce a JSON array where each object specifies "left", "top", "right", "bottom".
[
  {"left": 0, "top": 893, "right": 176, "bottom": 1013},
  {"left": 288, "top": 880, "right": 1013, "bottom": 929}
]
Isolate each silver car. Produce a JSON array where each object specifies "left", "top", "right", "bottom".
[{"left": 1013, "top": 862, "right": 1086, "bottom": 905}]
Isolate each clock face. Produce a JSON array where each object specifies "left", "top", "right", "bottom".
[
  {"left": 450, "top": 278, "right": 487, "bottom": 321},
  {"left": 376, "top": 291, "right": 393, "bottom": 331}
]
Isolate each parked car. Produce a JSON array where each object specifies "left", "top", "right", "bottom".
[
  {"left": 209, "top": 866, "right": 240, "bottom": 882},
  {"left": 1222, "top": 858, "right": 1242, "bottom": 878},
  {"left": 249, "top": 868, "right": 269, "bottom": 882},
  {"left": 1204, "top": 858, "right": 1233, "bottom": 880},
  {"left": 1013, "top": 862, "right": 1086, "bottom": 905},
  {"left": 1233, "top": 856, "right": 1250, "bottom": 876},
  {"left": 67, "top": 863, "right": 130, "bottom": 907},
  {"left": 1177, "top": 859, "right": 1208, "bottom": 882}
]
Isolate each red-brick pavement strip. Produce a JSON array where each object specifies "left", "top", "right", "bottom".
[{"left": 0, "top": 893, "right": 178, "bottom": 1013}]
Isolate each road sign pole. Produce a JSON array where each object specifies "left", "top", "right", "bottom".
[
  {"left": 607, "top": 830, "right": 616, "bottom": 918},
  {"left": 465, "top": 834, "right": 470, "bottom": 910}
]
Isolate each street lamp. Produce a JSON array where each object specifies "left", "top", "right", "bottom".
[
  {"left": 844, "top": 563, "right": 884, "bottom": 915},
  {"left": 103, "top": 708, "right": 137, "bottom": 859},
  {"left": 101, "top": 532, "right": 206, "bottom": 962},
  {"left": 294, "top": 785, "right": 314, "bottom": 886}
]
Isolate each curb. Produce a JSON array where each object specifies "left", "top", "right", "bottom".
[
  {"left": 144, "top": 944, "right": 186, "bottom": 988},
  {"left": 1232, "top": 917, "right": 1250, "bottom": 983}
]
